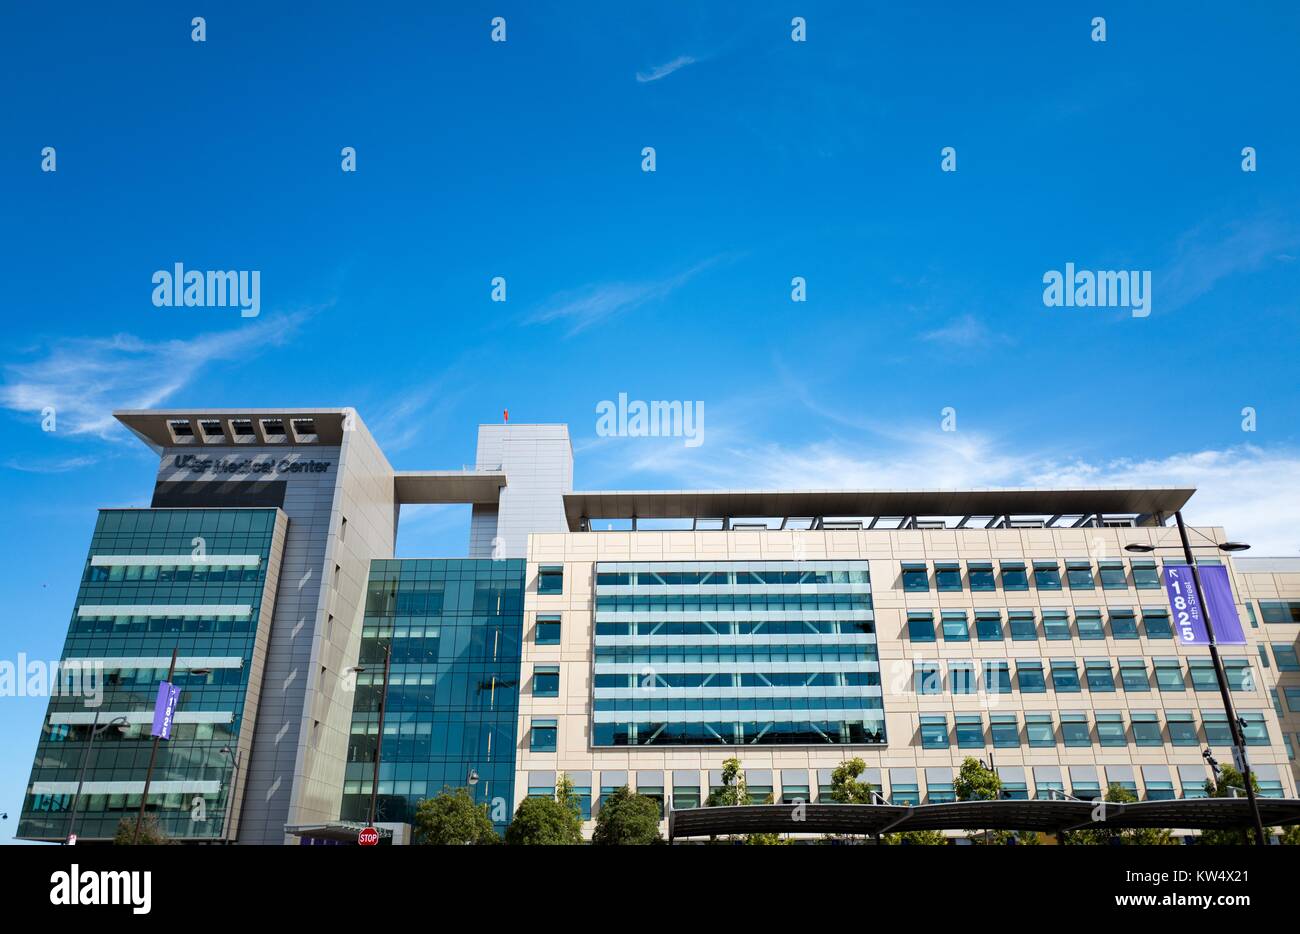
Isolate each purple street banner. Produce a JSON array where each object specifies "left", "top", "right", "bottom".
[
  {"left": 1162, "top": 564, "right": 1247, "bottom": 646},
  {"left": 151, "top": 681, "right": 181, "bottom": 740}
]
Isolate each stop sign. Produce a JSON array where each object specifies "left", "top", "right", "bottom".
[{"left": 358, "top": 826, "right": 380, "bottom": 846}]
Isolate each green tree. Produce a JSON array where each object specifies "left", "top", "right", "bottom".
[
  {"left": 592, "top": 786, "right": 662, "bottom": 845},
  {"left": 1279, "top": 824, "right": 1300, "bottom": 845},
  {"left": 1198, "top": 766, "right": 1276, "bottom": 845},
  {"left": 113, "top": 815, "right": 172, "bottom": 845},
  {"left": 413, "top": 786, "right": 499, "bottom": 845},
  {"left": 882, "top": 830, "right": 948, "bottom": 845},
  {"left": 829, "top": 757, "right": 876, "bottom": 804},
  {"left": 1064, "top": 784, "right": 1176, "bottom": 846},
  {"left": 951, "top": 756, "right": 1036, "bottom": 845},
  {"left": 705, "top": 757, "right": 751, "bottom": 807},
  {"left": 505, "top": 772, "right": 584, "bottom": 845}
]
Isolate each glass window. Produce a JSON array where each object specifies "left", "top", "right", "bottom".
[
  {"left": 935, "top": 563, "right": 962, "bottom": 592},
  {"left": 1154, "top": 659, "right": 1185, "bottom": 692},
  {"left": 1066, "top": 561, "right": 1095, "bottom": 591},
  {"left": 1098, "top": 561, "right": 1127, "bottom": 590},
  {"left": 1096, "top": 713, "right": 1126, "bottom": 747},
  {"left": 1273, "top": 643, "right": 1300, "bottom": 671},
  {"left": 927, "top": 779, "right": 956, "bottom": 804},
  {"left": 1246, "top": 603, "right": 1259, "bottom": 629},
  {"left": 975, "top": 611, "right": 1003, "bottom": 642},
  {"left": 1260, "top": 601, "right": 1300, "bottom": 624},
  {"left": 920, "top": 715, "right": 949, "bottom": 749},
  {"left": 1042, "top": 610, "right": 1072, "bottom": 641},
  {"left": 1073, "top": 780, "right": 1102, "bottom": 801},
  {"left": 537, "top": 566, "right": 564, "bottom": 595},
  {"left": 1131, "top": 560, "right": 1160, "bottom": 590},
  {"left": 1000, "top": 562, "right": 1028, "bottom": 591},
  {"left": 1109, "top": 609, "right": 1139, "bottom": 640},
  {"left": 968, "top": 562, "right": 995, "bottom": 592},
  {"left": 1119, "top": 660, "right": 1149, "bottom": 691},
  {"left": 1285, "top": 687, "right": 1300, "bottom": 713},
  {"left": 914, "top": 661, "right": 942, "bottom": 695},
  {"left": 572, "top": 785, "right": 593, "bottom": 820},
  {"left": 1075, "top": 610, "right": 1105, "bottom": 640},
  {"left": 1050, "top": 660, "right": 1081, "bottom": 693},
  {"left": 940, "top": 611, "right": 969, "bottom": 642},
  {"left": 891, "top": 782, "right": 920, "bottom": 806},
  {"left": 1132, "top": 713, "right": 1162, "bottom": 747},
  {"left": 1033, "top": 562, "right": 1062, "bottom": 591},
  {"left": 673, "top": 785, "right": 700, "bottom": 810},
  {"left": 1001, "top": 781, "right": 1029, "bottom": 800},
  {"left": 1224, "top": 659, "right": 1254, "bottom": 691},
  {"left": 901, "top": 564, "right": 929, "bottom": 592},
  {"left": 535, "top": 615, "right": 561, "bottom": 645},
  {"left": 907, "top": 612, "right": 935, "bottom": 643},
  {"left": 533, "top": 665, "right": 560, "bottom": 697},
  {"left": 1084, "top": 660, "right": 1115, "bottom": 692},
  {"left": 1142, "top": 610, "right": 1173, "bottom": 640},
  {"left": 780, "top": 784, "right": 809, "bottom": 805},
  {"left": 1061, "top": 713, "right": 1091, "bottom": 747},
  {"left": 1145, "top": 780, "right": 1176, "bottom": 801},
  {"left": 1189, "top": 660, "right": 1218, "bottom": 691},
  {"left": 1240, "top": 712, "right": 1269, "bottom": 746},
  {"left": 955, "top": 715, "right": 984, "bottom": 748},
  {"left": 1203, "top": 713, "right": 1232, "bottom": 745},
  {"left": 990, "top": 714, "right": 1019, "bottom": 748},
  {"left": 949, "top": 663, "right": 976, "bottom": 695},
  {"left": 984, "top": 661, "right": 1012, "bottom": 694},
  {"left": 1167, "top": 712, "right": 1198, "bottom": 746},
  {"left": 530, "top": 718, "right": 557, "bottom": 752},
  {"left": 1017, "top": 661, "right": 1046, "bottom": 693},
  {"left": 1008, "top": 611, "right": 1037, "bottom": 641},
  {"left": 1026, "top": 714, "right": 1055, "bottom": 748}
]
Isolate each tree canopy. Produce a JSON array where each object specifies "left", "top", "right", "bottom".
[
  {"left": 413, "top": 786, "right": 499, "bottom": 845},
  {"left": 592, "top": 786, "right": 662, "bottom": 845}
]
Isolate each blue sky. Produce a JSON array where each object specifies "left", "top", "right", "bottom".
[{"left": 1, "top": 2, "right": 1298, "bottom": 840}]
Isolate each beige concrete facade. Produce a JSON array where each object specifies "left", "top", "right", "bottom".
[{"left": 515, "top": 526, "right": 1295, "bottom": 835}]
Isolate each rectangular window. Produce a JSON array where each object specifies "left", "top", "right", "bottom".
[
  {"left": 1109, "top": 609, "right": 1139, "bottom": 640},
  {"left": 1167, "top": 711, "right": 1198, "bottom": 746},
  {"left": 1073, "top": 780, "right": 1102, "bottom": 800},
  {"left": 901, "top": 563, "right": 929, "bottom": 592},
  {"left": 968, "top": 562, "right": 996, "bottom": 592},
  {"left": 1132, "top": 712, "right": 1162, "bottom": 747},
  {"left": 891, "top": 782, "right": 920, "bottom": 806},
  {"left": 990, "top": 714, "right": 1019, "bottom": 748},
  {"left": 1224, "top": 659, "right": 1255, "bottom": 691},
  {"left": 1189, "top": 659, "right": 1218, "bottom": 691},
  {"left": 935, "top": 563, "right": 962, "bottom": 592},
  {"left": 1026, "top": 714, "right": 1055, "bottom": 747},
  {"left": 1131, "top": 560, "right": 1160, "bottom": 590},
  {"left": 927, "top": 778, "right": 956, "bottom": 804},
  {"left": 1017, "top": 661, "right": 1046, "bottom": 693},
  {"left": 1061, "top": 713, "right": 1091, "bottom": 747},
  {"left": 1066, "top": 560, "right": 1095, "bottom": 591},
  {"left": 533, "top": 665, "right": 560, "bottom": 697},
  {"left": 975, "top": 611, "right": 1003, "bottom": 641},
  {"left": 949, "top": 663, "right": 976, "bottom": 695},
  {"left": 955, "top": 714, "right": 984, "bottom": 748},
  {"left": 1240, "top": 712, "right": 1269, "bottom": 746},
  {"left": 573, "top": 784, "right": 592, "bottom": 820},
  {"left": 1008, "top": 610, "right": 1037, "bottom": 641},
  {"left": 1050, "top": 660, "right": 1081, "bottom": 693},
  {"left": 1084, "top": 660, "right": 1115, "bottom": 692},
  {"left": 1145, "top": 780, "right": 1176, "bottom": 802},
  {"left": 1246, "top": 603, "right": 1259, "bottom": 629},
  {"left": 1203, "top": 713, "right": 1232, "bottom": 745},
  {"left": 1042, "top": 610, "right": 1072, "bottom": 641},
  {"left": 1285, "top": 687, "right": 1300, "bottom": 713},
  {"left": 780, "top": 784, "right": 810, "bottom": 805},
  {"left": 1096, "top": 712, "right": 1126, "bottom": 747},
  {"left": 1000, "top": 562, "right": 1028, "bottom": 591},
  {"left": 1075, "top": 610, "right": 1105, "bottom": 640},
  {"left": 1119, "top": 659, "right": 1149, "bottom": 692},
  {"left": 537, "top": 565, "right": 564, "bottom": 595},
  {"left": 1033, "top": 561, "right": 1062, "bottom": 591},
  {"left": 673, "top": 784, "right": 700, "bottom": 810},
  {"left": 984, "top": 660, "right": 1012, "bottom": 694},
  {"left": 1260, "top": 601, "right": 1300, "bottom": 623},
  {"left": 914, "top": 661, "right": 942, "bottom": 695},
  {"left": 530, "top": 718, "right": 557, "bottom": 752},
  {"left": 1154, "top": 659, "right": 1185, "bottom": 692},
  {"left": 940, "top": 611, "right": 969, "bottom": 642},
  {"left": 1273, "top": 643, "right": 1300, "bottom": 671},
  {"left": 1142, "top": 609, "right": 1173, "bottom": 640},
  {"left": 907, "top": 611, "right": 936, "bottom": 643},
  {"left": 920, "top": 715, "right": 949, "bottom": 749},
  {"left": 1098, "top": 560, "right": 1128, "bottom": 590},
  {"left": 535, "top": 615, "right": 561, "bottom": 645}
]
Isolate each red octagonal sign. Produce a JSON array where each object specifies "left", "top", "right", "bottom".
[{"left": 358, "top": 826, "right": 380, "bottom": 846}]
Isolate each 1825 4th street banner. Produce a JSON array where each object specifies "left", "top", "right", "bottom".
[{"left": 1162, "top": 564, "right": 1247, "bottom": 646}]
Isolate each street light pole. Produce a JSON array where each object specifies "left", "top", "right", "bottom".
[
  {"left": 132, "top": 646, "right": 179, "bottom": 844},
  {"left": 1171, "top": 511, "right": 1267, "bottom": 846},
  {"left": 65, "top": 712, "right": 128, "bottom": 844},
  {"left": 369, "top": 641, "right": 392, "bottom": 827}
]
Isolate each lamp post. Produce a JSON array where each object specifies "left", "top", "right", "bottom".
[
  {"left": 349, "top": 640, "right": 392, "bottom": 827},
  {"left": 132, "top": 647, "right": 179, "bottom": 844},
  {"left": 1125, "top": 510, "right": 1267, "bottom": 845},
  {"left": 219, "top": 746, "right": 242, "bottom": 845},
  {"left": 65, "top": 713, "right": 129, "bottom": 844}
]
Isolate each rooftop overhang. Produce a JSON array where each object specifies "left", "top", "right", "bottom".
[
  {"left": 667, "top": 798, "right": 1300, "bottom": 840},
  {"left": 564, "top": 488, "right": 1196, "bottom": 530},
  {"left": 116, "top": 408, "right": 352, "bottom": 452},
  {"left": 395, "top": 470, "right": 506, "bottom": 505}
]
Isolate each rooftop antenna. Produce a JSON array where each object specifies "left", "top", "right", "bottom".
[{"left": 503, "top": 409, "right": 509, "bottom": 423}]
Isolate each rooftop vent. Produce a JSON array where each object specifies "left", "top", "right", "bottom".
[
  {"left": 290, "top": 418, "right": 319, "bottom": 443},
  {"left": 198, "top": 419, "right": 226, "bottom": 442},
  {"left": 229, "top": 419, "right": 256, "bottom": 444},
  {"left": 166, "top": 419, "right": 196, "bottom": 444},
  {"left": 260, "top": 418, "right": 287, "bottom": 442}
]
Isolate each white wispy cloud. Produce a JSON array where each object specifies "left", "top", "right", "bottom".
[
  {"left": 0, "top": 311, "right": 309, "bottom": 439},
  {"left": 4, "top": 455, "right": 99, "bottom": 474},
  {"left": 636, "top": 55, "right": 697, "bottom": 83},
  {"left": 527, "top": 258, "right": 720, "bottom": 335},
  {"left": 919, "top": 314, "right": 1012, "bottom": 348},
  {"left": 1158, "top": 216, "right": 1299, "bottom": 313}
]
